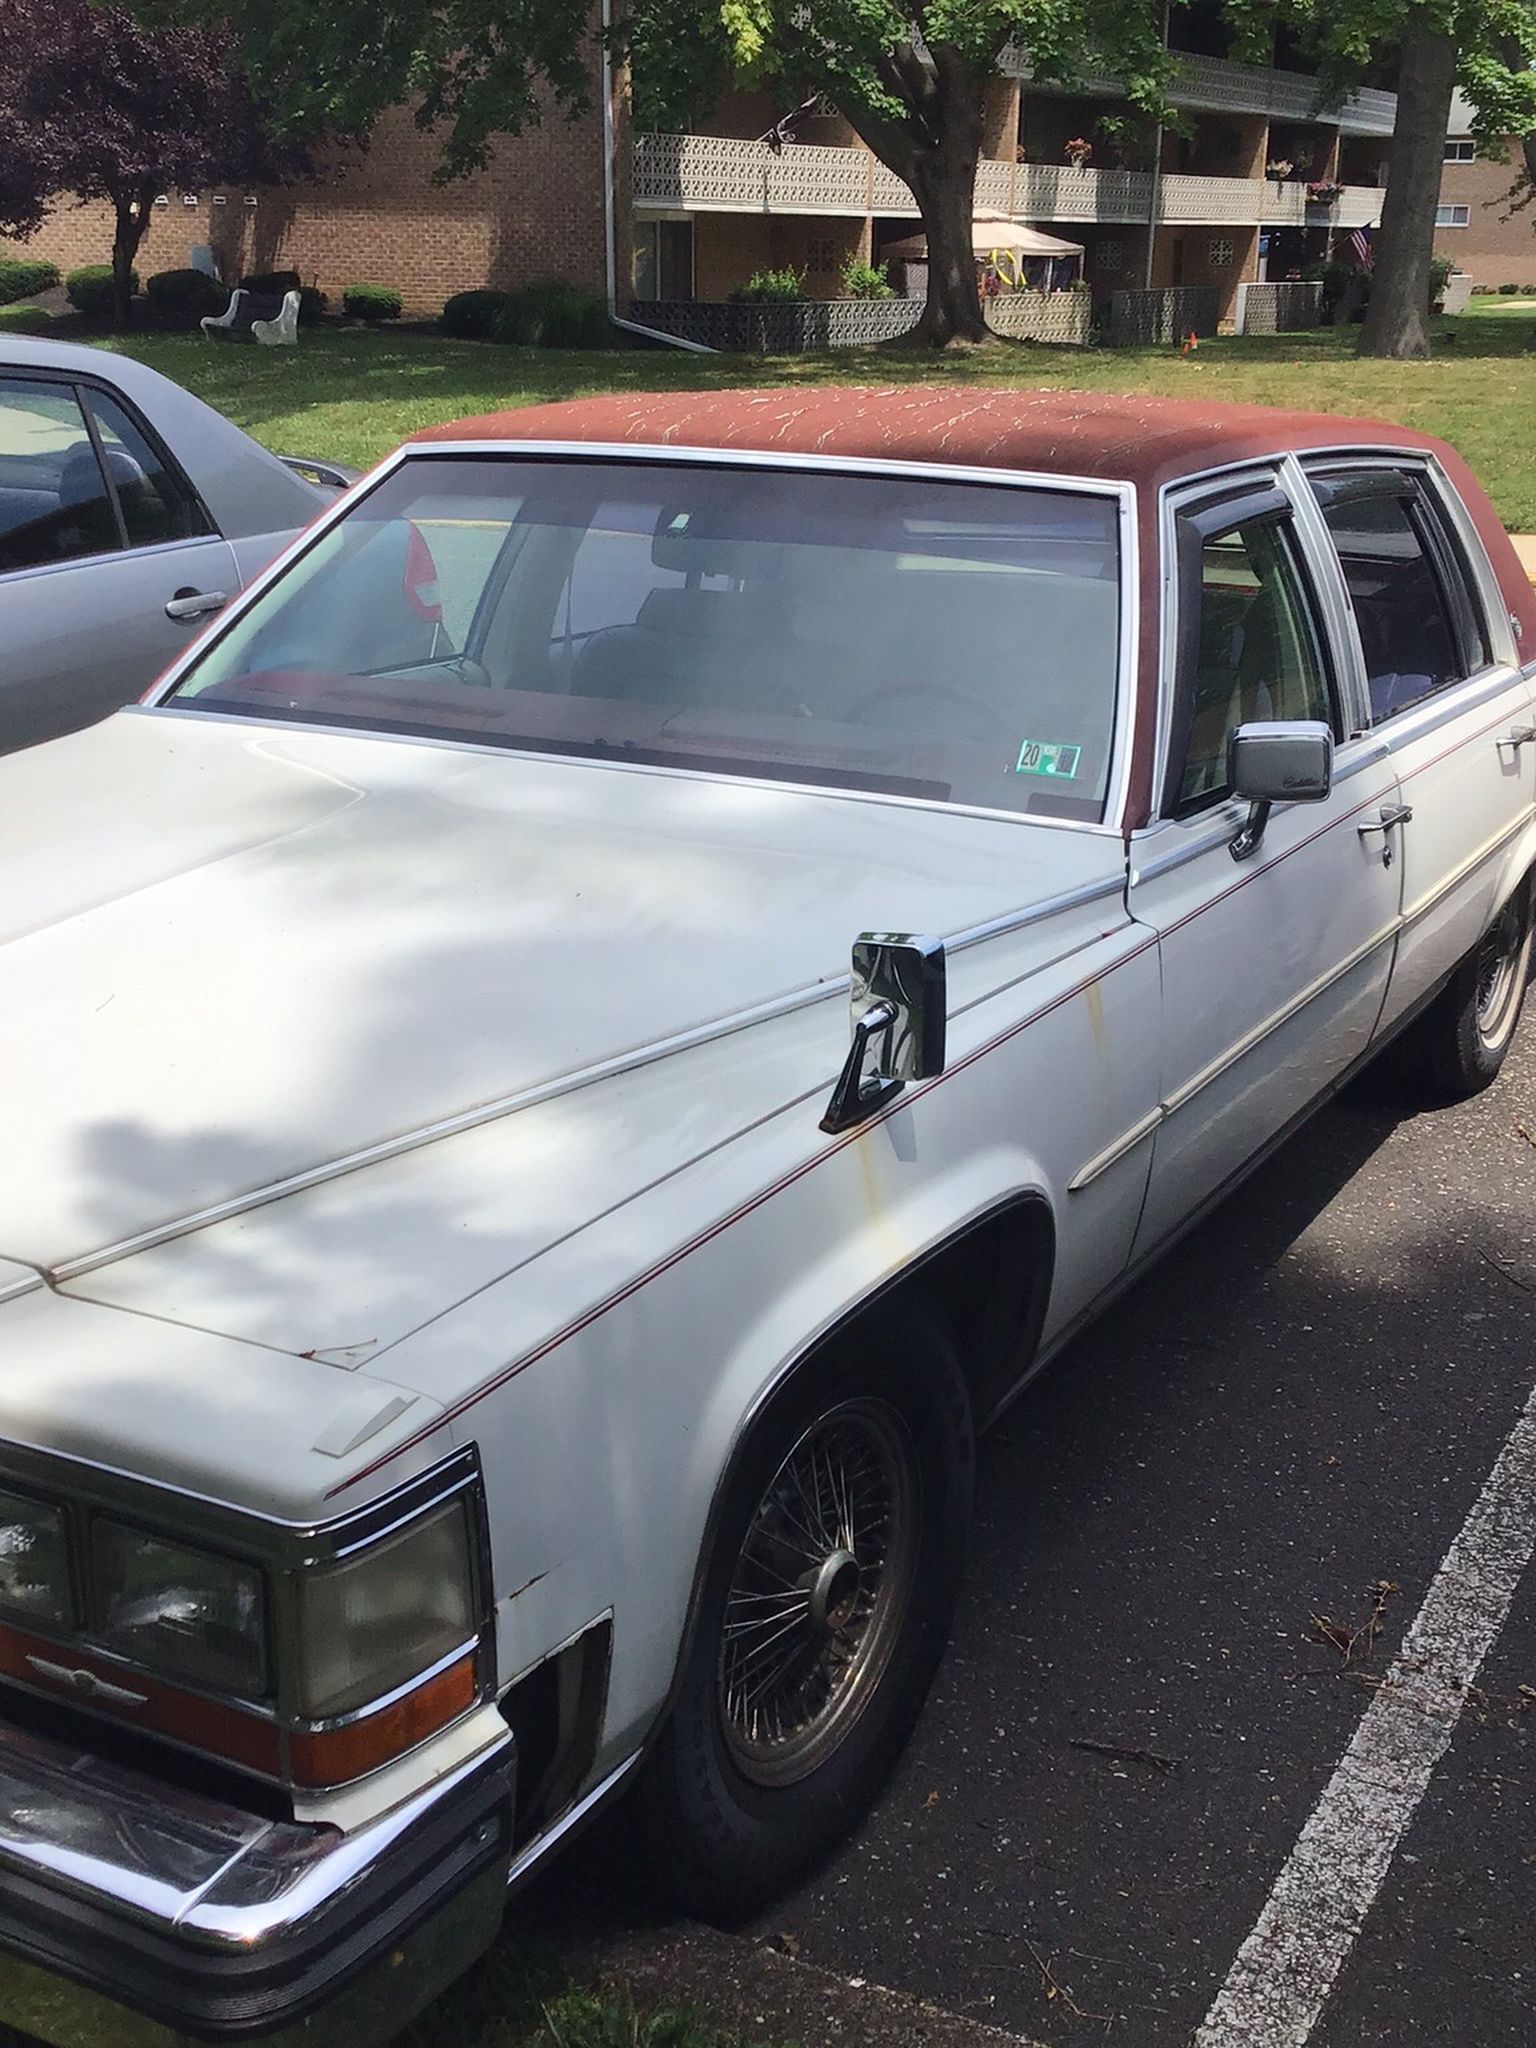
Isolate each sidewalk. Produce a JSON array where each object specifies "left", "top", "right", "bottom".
[{"left": 1508, "top": 534, "right": 1536, "bottom": 582}]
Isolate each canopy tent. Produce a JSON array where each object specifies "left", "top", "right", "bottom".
[
  {"left": 881, "top": 214, "right": 1086, "bottom": 263},
  {"left": 881, "top": 213, "right": 1085, "bottom": 296}
]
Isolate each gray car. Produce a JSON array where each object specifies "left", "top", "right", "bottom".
[{"left": 0, "top": 337, "right": 343, "bottom": 754}]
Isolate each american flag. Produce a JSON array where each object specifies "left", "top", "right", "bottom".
[{"left": 1349, "top": 228, "right": 1374, "bottom": 271}]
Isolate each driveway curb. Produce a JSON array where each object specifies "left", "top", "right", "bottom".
[{"left": 566, "top": 1920, "right": 1048, "bottom": 2047}]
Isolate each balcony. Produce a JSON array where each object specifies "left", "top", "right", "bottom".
[
  {"left": 1003, "top": 50, "right": 1397, "bottom": 136},
  {"left": 1260, "top": 181, "right": 1385, "bottom": 227},
  {"left": 632, "top": 133, "right": 1378, "bottom": 232}
]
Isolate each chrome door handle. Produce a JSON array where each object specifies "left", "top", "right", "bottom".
[
  {"left": 1501, "top": 724, "right": 1536, "bottom": 749},
  {"left": 164, "top": 588, "right": 227, "bottom": 621},
  {"left": 1358, "top": 802, "right": 1413, "bottom": 867}
]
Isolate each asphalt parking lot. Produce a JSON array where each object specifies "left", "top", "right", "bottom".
[{"left": 545, "top": 1017, "right": 1536, "bottom": 2047}]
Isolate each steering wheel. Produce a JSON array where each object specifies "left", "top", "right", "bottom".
[{"left": 846, "top": 678, "right": 1011, "bottom": 743}]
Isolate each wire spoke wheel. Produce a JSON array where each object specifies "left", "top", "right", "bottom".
[
  {"left": 717, "top": 1398, "right": 919, "bottom": 1787},
  {"left": 1473, "top": 895, "right": 1530, "bottom": 1054}
]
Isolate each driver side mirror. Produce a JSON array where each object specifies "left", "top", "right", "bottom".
[
  {"left": 820, "top": 934, "right": 946, "bottom": 1134},
  {"left": 1227, "top": 719, "right": 1333, "bottom": 862}
]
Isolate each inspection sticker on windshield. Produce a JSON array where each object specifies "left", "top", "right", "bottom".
[{"left": 1013, "top": 740, "right": 1082, "bottom": 779}]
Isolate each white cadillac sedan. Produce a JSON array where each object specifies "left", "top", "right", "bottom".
[{"left": 0, "top": 387, "right": 1530, "bottom": 2047}]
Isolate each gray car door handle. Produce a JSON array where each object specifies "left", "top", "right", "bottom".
[{"left": 165, "top": 587, "right": 228, "bottom": 621}]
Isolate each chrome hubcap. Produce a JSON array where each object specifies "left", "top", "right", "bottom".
[
  {"left": 717, "top": 1399, "right": 917, "bottom": 1787},
  {"left": 1474, "top": 898, "right": 1530, "bottom": 1052}
]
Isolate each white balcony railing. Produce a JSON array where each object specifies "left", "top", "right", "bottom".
[
  {"left": 1015, "top": 164, "right": 1154, "bottom": 222},
  {"left": 1003, "top": 49, "right": 1397, "bottom": 136}
]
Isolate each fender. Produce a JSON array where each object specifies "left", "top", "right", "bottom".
[{"left": 653, "top": 1182, "right": 1056, "bottom": 1741}]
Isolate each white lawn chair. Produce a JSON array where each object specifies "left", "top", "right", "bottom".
[
  {"left": 200, "top": 288, "right": 246, "bottom": 337},
  {"left": 253, "top": 291, "right": 301, "bottom": 347}
]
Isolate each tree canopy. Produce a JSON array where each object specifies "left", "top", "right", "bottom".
[{"left": 0, "top": 0, "right": 317, "bottom": 320}]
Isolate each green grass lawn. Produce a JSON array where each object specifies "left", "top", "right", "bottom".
[{"left": 91, "top": 291, "right": 1536, "bottom": 528}]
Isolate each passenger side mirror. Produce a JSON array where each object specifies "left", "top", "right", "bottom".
[
  {"left": 820, "top": 934, "right": 946, "bottom": 1134},
  {"left": 1227, "top": 719, "right": 1334, "bottom": 862}
]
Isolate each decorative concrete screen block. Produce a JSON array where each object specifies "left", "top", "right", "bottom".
[
  {"left": 1209, "top": 237, "right": 1236, "bottom": 266},
  {"left": 1016, "top": 165, "right": 1153, "bottom": 223},
  {"left": 629, "top": 293, "right": 1090, "bottom": 351},
  {"left": 1108, "top": 285, "right": 1221, "bottom": 346},
  {"left": 1234, "top": 280, "right": 1323, "bottom": 335}
]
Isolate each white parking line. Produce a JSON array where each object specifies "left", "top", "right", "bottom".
[{"left": 1194, "top": 1373, "right": 1536, "bottom": 2048}]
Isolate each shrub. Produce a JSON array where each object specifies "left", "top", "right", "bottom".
[
  {"left": 145, "top": 267, "right": 228, "bottom": 322},
  {"left": 1499, "top": 280, "right": 1521, "bottom": 294},
  {"left": 491, "top": 279, "right": 610, "bottom": 348},
  {"left": 66, "top": 263, "right": 136, "bottom": 314},
  {"left": 0, "top": 256, "right": 59, "bottom": 306},
  {"left": 840, "top": 255, "right": 894, "bottom": 301},
  {"left": 442, "top": 287, "right": 513, "bottom": 339},
  {"left": 729, "top": 266, "right": 805, "bottom": 303},
  {"left": 1427, "top": 255, "right": 1455, "bottom": 309},
  {"left": 0, "top": 305, "right": 53, "bottom": 333},
  {"left": 343, "top": 282, "right": 402, "bottom": 322}
]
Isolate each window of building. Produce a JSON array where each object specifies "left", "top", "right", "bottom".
[
  {"left": 1209, "top": 236, "right": 1235, "bottom": 266},
  {"left": 1097, "top": 240, "right": 1124, "bottom": 274},
  {"left": 805, "top": 235, "right": 838, "bottom": 277},
  {"left": 1443, "top": 138, "right": 1476, "bottom": 163},
  {"left": 1314, "top": 473, "right": 1488, "bottom": 721},
  {"left": 1436, "top": 204, "right": 1470, "bottom": 227},
  {"left": 633, "top": 218, "right": 695, "bottom": 301},
  {"left": 1172, "top": 513, "right": 1335, "bottom": 812}
]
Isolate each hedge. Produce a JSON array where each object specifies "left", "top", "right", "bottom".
[
  {"left": 442, "top": 288, "right": 512, "bottom": 339},
  {"left": 0, "top": 305, "right": 53, "bottom": 333},
  {"left": 66, "top": 264, "right": 138, "bottom": 314},
  {"left": 146, "top": 267, "right": 229, "bottom": 322},
  {"left": 343, "top": 282, "right": 402, "bottom": 322},
  {"left": 0, "top": 256, "right": 59, "bottom": 306}
]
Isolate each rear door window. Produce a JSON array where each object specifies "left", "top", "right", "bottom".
[
  {"left": 0, "top": 376, "right": 120, "bottom": 573},
  {"left": 85, "top": 387, "right": 213, "bottom": 549},
  {"left": 1313, "top": 469, "right": 1491, "bottom": 722}
]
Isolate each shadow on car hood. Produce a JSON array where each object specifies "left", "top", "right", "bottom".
[{"left": 0, "top": 709, "right": 1112, "bottom": 1286}]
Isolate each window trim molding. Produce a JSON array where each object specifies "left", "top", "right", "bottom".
[{"left": 1161, "top": 480, "right": 1342, "bottom": 820}]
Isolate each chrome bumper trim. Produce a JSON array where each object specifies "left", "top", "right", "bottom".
[{"left": 0, "top": 1719, "right": 516, "bottom": 2044}]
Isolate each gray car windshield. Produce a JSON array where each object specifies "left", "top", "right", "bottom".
[{"left": 167, "top": 456, "right": 1123, "bottom": 821}]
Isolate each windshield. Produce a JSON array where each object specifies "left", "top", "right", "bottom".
[{"left": 166, "top": 456, "right": 1124, "bottom": 821}]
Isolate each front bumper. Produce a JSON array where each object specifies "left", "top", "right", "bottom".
[{"left": 0, "top": 1719, "right": 516, "bottom": 2046}]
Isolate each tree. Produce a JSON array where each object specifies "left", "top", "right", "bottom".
[
  {"left": 0, "top": 1, "right": 318, "bottom": 324},
  {"left": 1295, "top": 0, "right": 1536, "bottom": 358},
  {"left": 141, "top": 0, "right": 1173, "bottom": 347}
]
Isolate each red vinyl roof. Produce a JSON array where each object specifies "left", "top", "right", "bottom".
[{"left": 409, "top": 386, "right": 1444, "bottom": 491}]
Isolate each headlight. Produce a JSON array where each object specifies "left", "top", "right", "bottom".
[
  {"left": 0, "top": 1487, "right": 72, "bottom": 1627},
  {"left": 295, "top": 1500, "right": 477, "bottom": 1719},
  {"left": 92, "top": 1520, "right": 267, "bottom": 1699}
]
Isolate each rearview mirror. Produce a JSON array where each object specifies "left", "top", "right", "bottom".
[
  {"left": 820, "top": 934, "right": 946, "bottom": 1134},
  {"left": 1227, "top": 719, "right": 1334, "bottom": 862}
]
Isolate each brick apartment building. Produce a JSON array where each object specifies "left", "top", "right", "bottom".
[
  {"left": 25, "top": 9, "right": 1512, "bottom": 329},
  {"left": 1433, "top": 92, "right": 1536, "bottom": 288}
]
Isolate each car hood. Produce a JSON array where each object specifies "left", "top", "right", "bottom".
[{"left": 0, "top": 710, "right": 1111, "bottom": 1288}]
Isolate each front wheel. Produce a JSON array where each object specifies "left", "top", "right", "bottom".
[
  {"left": 632, "top": 1306, "right": 973, "bottom": 1922},
  {"left": 1404, "top": 876, "right": 1533, "bottom": 1098}
]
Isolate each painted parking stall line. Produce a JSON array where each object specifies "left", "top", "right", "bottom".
[{"left": 1194, "top": 1371, "right": 1536, "bottom": 2048}]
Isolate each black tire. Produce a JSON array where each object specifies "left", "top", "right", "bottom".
[
  {"left": 632, "top": 1303, "right": 973, "bottom": 1923},
  {"left": 1400, "top": 875, "right": 1533, "bottom": 1099}
]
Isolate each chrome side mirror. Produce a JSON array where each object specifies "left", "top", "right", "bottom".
[
  {"left": 1227, "top": 719, "right": 1334, "bottom": 862},
  {"left": 820, "top": 933, "right": 946, "bottom": 1134}
]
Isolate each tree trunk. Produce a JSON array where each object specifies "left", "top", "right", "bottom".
[
  {"left": 903, "top": 148, "right": 992, "bottom": 345},
  {"left": 1358, "top": 20, "right": 1457, "bottom": 359},
  {"left": 837, "top": 45, "right": 992, "bottom": 348},
  {"left": 110, "top": 191, "right": 149, "bottom": 327}
]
